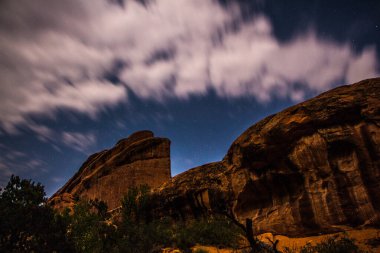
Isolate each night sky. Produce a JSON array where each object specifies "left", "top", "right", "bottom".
[{"left": 0, "top": 0, "right": 379, "bottom": 196}]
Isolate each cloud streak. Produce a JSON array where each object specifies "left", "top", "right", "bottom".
[
  {"left": 0, "top": 0, "right": 378, "bottom": 133},
  {"left": 0, "top": 144, "right": 46, "bottom": 187},
  {"left": 62, "top": 132, "right": 97, "bottom": 153}
]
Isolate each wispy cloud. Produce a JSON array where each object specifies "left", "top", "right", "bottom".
[
  {"left": 0, "top": 129, "right": 96, "bottom": 187},
  {"left": 0, "top": 145, "right": 46, "bottom": 187},
  {"left": 0, "top": 0, "right": 378, "bottom": 133},
  {"left": 62, "top": 131, "right": 97, "bottom": 153},
  {"left": 29, "top": 124, "right": 97, "bottom": 154},
  {"left": 4, "top": 150, "right": 27, "bottom": 160},
  {"left": 51, "top": 176, "right": 64, "bottom": 183},
  {"left": 28, "top": 124, "right": 55, "bottom": 142},
  {"left": 0, "top": 160, "right": 13, "bottom": 179}
]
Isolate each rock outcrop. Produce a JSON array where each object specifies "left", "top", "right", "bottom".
[
  {"left": 150, "top": 78, "right": 380, "bottom": 236},
  {"left": 49, "top": 130, "right": 171, "bottom": 211}
]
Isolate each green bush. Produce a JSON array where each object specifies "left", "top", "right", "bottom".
[
  {"left": 67, "top": 200, "right": 118, "bottom": 253},
  {"left": 118, "top": 186, "right": 242, "bottom": 252},
  {"left": 117, "top": 185, "right": 175, "bottom": 252},
  {"left": 117, "top": 217, "right": 174, "bottom": 253},
  {"left": 173, "top": 215, "right": 242, "bottom": 250}
]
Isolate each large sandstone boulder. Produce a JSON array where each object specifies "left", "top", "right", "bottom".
[
  {"left": 150, "top": 78, "right": 380, "bottom": 236},
  {"left": 49, "top": 130, "right": 171, "bottom": 211}
]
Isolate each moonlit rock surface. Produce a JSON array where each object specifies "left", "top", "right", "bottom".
[
  {"left": 150, "top": 78, "right": 380, "bottom": 236},
  {"left": 49, "top": 130, "right": 171, "bottom": 211}
]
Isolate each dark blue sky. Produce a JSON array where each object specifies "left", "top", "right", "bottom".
[{"left": 0, "top": 0, "right": 379, "bottom": 196}]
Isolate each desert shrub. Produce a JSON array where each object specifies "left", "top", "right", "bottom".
[
  {"left": 366, "top": 235, "right": 380, "bottom": 248},
  {"left": 193, "top": 248, "right": 210, "bottom": 253},
  {"left": 283, "top": 246, "right": 297, "bottom": 253},
  {"left": 282, "top": 236, "right": 369, "bottom": 253},
  {"left": 173, "top": 215, "right": 242, "bottom": 250},
  {"left": 118, "top": 186, "right": 242, "bottom": 252},
  {"left": 118, "top": 186, "right": 174, "bottom": 252},
  {"left": 67, "top": 199, "right": 117, "bottom": 253},
  {"left": 117, "top": 217, "right": 174, "bottom": 253}
]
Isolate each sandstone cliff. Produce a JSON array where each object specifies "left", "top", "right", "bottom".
[
  {"left": 150, "top": 78, "right": 380, "bottom": 236},
  {"left": 49, "top": 130, "right": 171, "bottom": 211}
]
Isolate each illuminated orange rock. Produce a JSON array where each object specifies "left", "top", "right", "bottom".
[{"left": 49, "top": 130, "right": 171, "bottom": 211}]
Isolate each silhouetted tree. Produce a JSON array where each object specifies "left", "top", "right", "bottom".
[
  {"left": 209, "top": 189, "right": 280, "bottom": 253},
  {"left": 0, "top": 175, "right": 72, "bottom": 252}
]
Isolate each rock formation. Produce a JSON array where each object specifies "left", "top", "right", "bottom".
[
  {"left": 49, "top": 130, "right": 171, "bottom": 211},
  {"left": 51, "top": 77, "right": 380, "bottom": 237},
  {"left": 149, "top": 78, "right": 380, "bottom": 236}
]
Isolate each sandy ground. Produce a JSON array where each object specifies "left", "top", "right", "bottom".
[{"left": 189, "top": 228, "right": 380, "bottom": 253}]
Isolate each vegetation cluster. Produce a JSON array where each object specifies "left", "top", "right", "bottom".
[{"left": 0, "top": 175, "right": 370, "bottom": 253}]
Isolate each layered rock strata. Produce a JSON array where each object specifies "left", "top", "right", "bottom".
[
  {"left": 49, "top": 130, "right": 171, "bottom": 211},
  {"left": 150, "top": 78, "right": 380, "bottom": 236}
]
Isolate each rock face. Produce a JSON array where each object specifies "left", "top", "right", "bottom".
[
  {"left": 49, "top": 130, "right": 171, "bottom": 211},
  {"left": 150, "top": 78, "right": 380, "bottom": 236}
]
